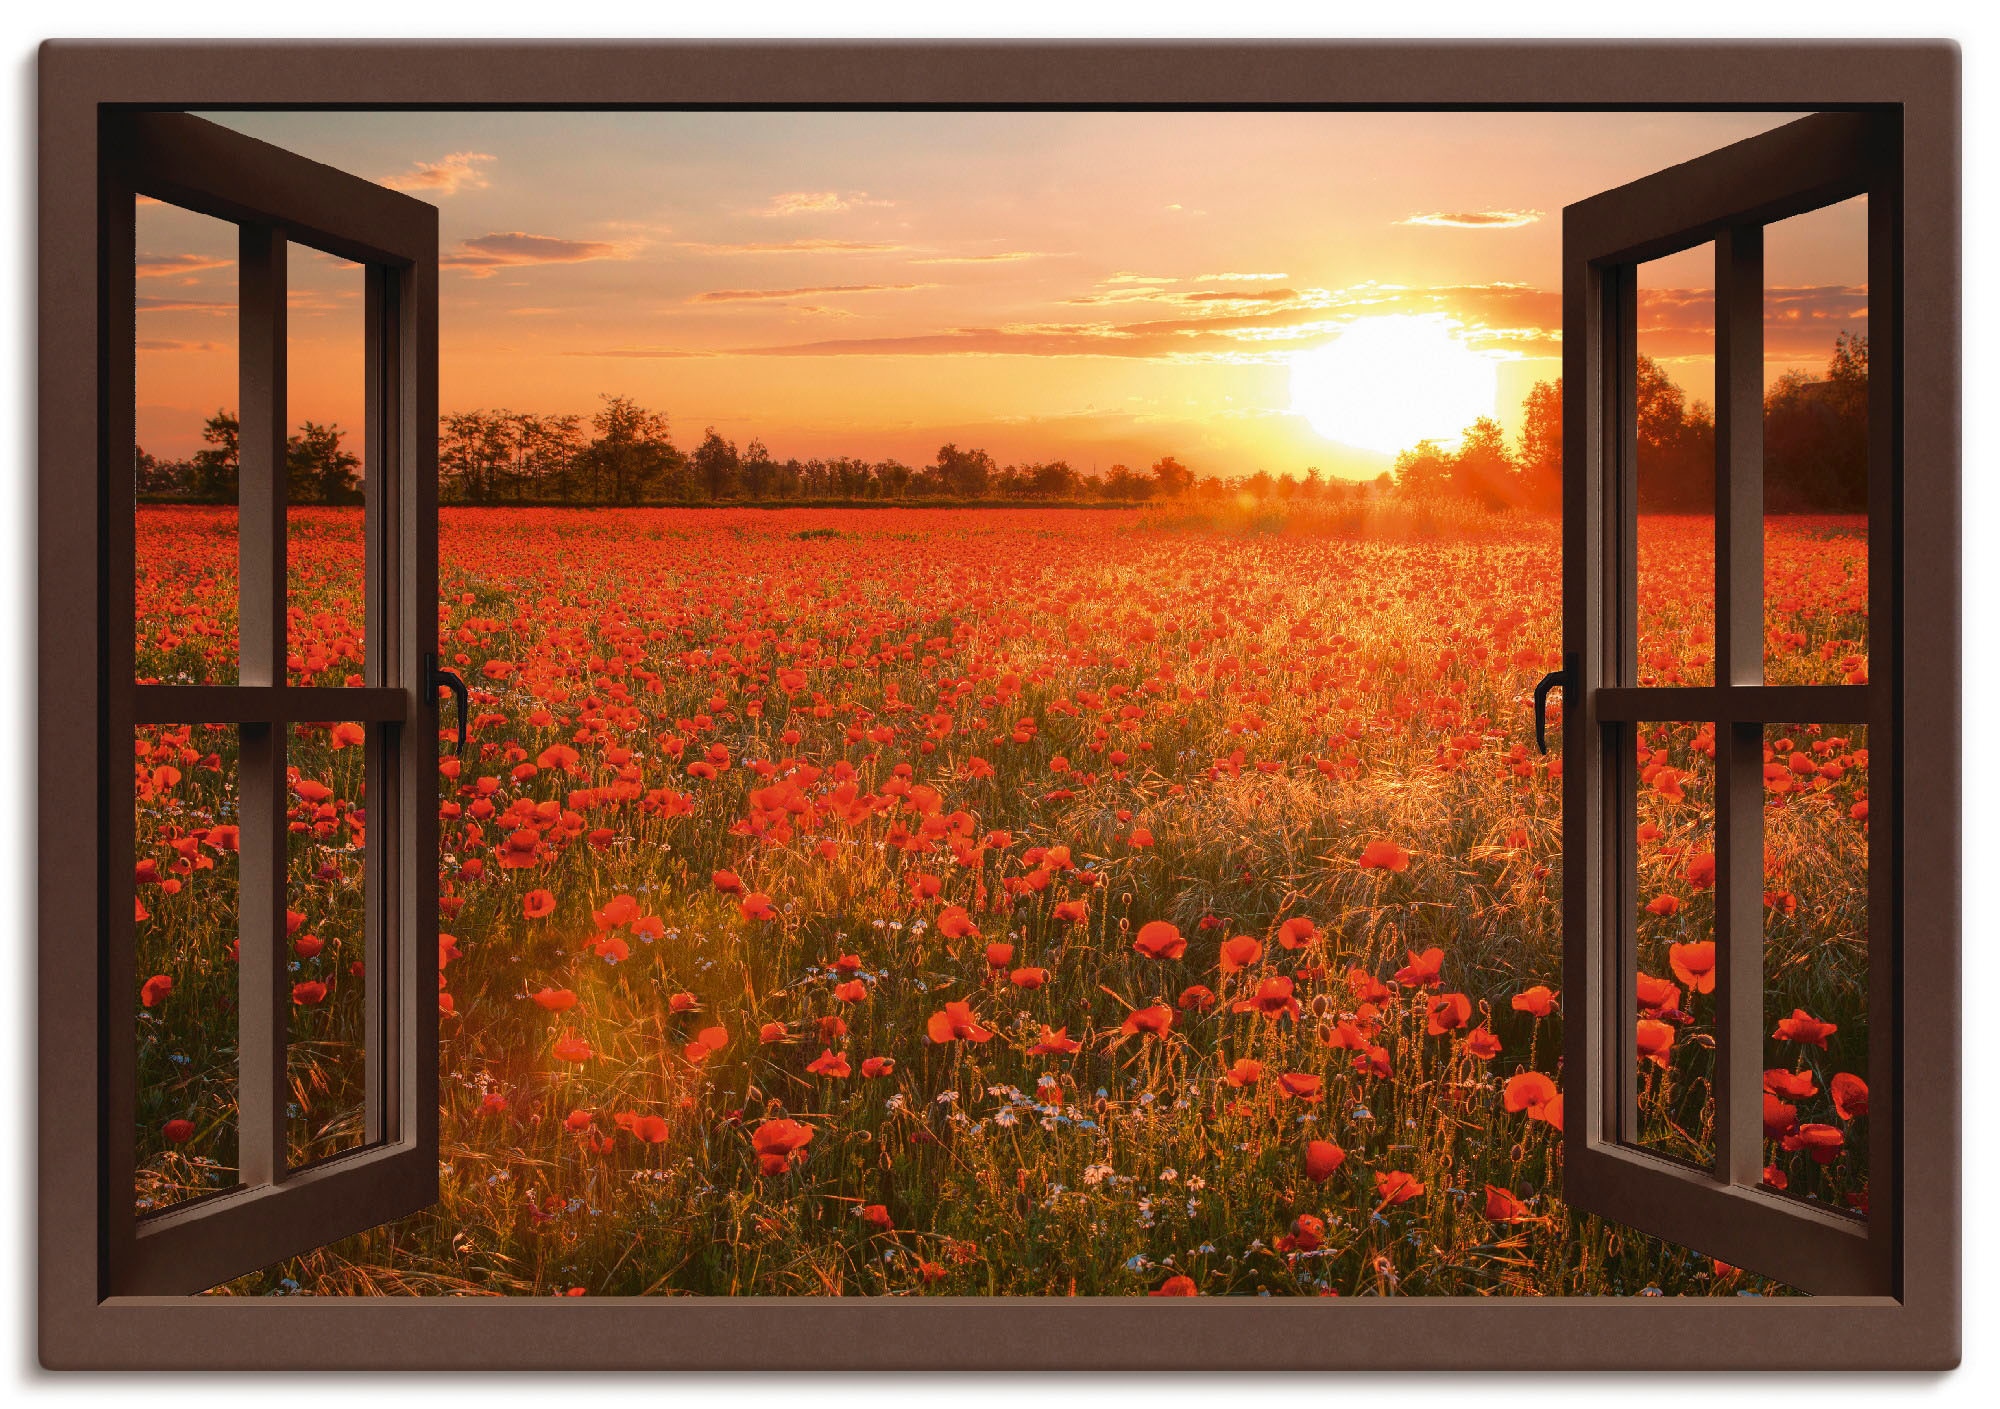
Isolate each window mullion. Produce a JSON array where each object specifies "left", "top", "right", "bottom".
[
  {"left": 235, "top": 222, "right": 289, "bottom": 1187},
  {"left": 1712, "top": 224, "right": 1767, "bottom": 1188}
]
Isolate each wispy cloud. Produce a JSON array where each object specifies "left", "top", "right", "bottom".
[
  {"left": 135, "top": 252, "right": 233, "bottom": 280},
  {"left": 692, "top": 283, "right": 936, "bottom": 303},
  {"left": 136, "top": 338, "right": 221, "bottom": 352},
  {"left": 758, "top": 190, "right": 894, "bottom": 217},
  {"left": 382, "top": 151, "right": 496, "bottom": 196},
  {"left": 135, "top": 295, "right": 232, "bottom": 315},
  {"left": 676, "top": 238, "right": 910, "bottom": 256},
  {"left": 1398, "top": 209, "right": 1542, "bottom": 229},
  {"left": 1197, "top": 271, "right": 1288, "bottom": 282},
  {"left": 443, "top": 232, "right": 625, "bottom": 277},
  {"left": 911, "top": 250, "right": 1057, "bottom": 265},
  {"left": 566, "top": 346, "right": 717, "bottom": 359},
  {"left": 1103, "top": 272, "right": 1179, "bottom": 285}
]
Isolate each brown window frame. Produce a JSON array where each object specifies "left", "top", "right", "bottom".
[
  {"left": 97, "top": 111, "right": 440, "bottom": 1296},
  {"left": 1560, "top": 110, "right": 1902, "bottom": 1297},
  {"left": 37, "top": 39, "right": 1959, "bottom": 1370}
]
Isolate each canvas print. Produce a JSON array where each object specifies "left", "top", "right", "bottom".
[{"left": 127, "top": 110, "right": 1871, "bottom": 1297}]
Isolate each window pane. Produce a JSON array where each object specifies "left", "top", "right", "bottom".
[
  {"left": 134, "top": 723, "right": 241, "bottom": 1213},
  {"left": 135, "top": 199, "right": 239, "bottom": 686},
  {"left": 287, "top": 720, "right": 372, "bottom": 1167},
  {"left": 1631, "top": 719, "right": 1717, "bottom": 1168},
  {"left": 1763, "top": 197, "right": 1870, "bottom": 687},
  {"left": 286, "top": 245, "right": 369, "bottom": 686},
  {"left": 1762, "top": 721, "right": 1870, "bottom": 1219},
  {"left": 1634, "top": 244, "right": 1716, "bottom": 686}
]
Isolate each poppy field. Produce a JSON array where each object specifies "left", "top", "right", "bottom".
[{"left": 130, "top": 503, "right": 1872, "bottom": 1296}]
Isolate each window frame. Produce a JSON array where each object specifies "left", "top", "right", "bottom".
[
  {"left": 36, "top": 38, "right": 1959, "bottom": 1370},
  {"left": 1559, "top": 110, "right": 1901, "bottom": 1297},
  {"left": 89, "top": 110, "right": 441, "bottom": 1297}
]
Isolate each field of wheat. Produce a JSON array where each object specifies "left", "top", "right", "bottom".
[{"left": 128, "top": 504, "right": 1871, "bottom": 1296}]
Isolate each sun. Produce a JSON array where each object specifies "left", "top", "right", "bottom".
[{"left": 1288, "top": 315, "right": 1500, "bottom": 456}]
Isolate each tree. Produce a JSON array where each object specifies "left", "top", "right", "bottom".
[
  {"left": 1633, "top": 355, "right": 1714, "bottom": 512},
  {"left": 1028, "top": 460, "right": 1080, "bottom": 499},
  {"left": 1392, "top": 439, "right": 1454, "bottom": 498},
  {"left": 1101, "top": 463, "right": 1151, "bottom": 501},
  {"left": 1451, "top": 416, "right": 1519, "bottom": 511},
  {"left": 691, "top": 428, "right": 741, "bottom": 500},
  {"left": 1517, "top": 377, "right": 1562, "bottom": 511},
  {"left": 934, "top": 443, "right": 996, "bottom": 498},
  {"left": 740, "top": 439, "right": 778, "bottom": 499},
  {"left": 1765, "top": 330, "right": 1868, "bottom": 513},
  {"left": 1151, "top": 455, "right": 1195, "bottom": 498},
  {"left": 190, "top": 409, "right": 239, "bottom": 502},
  {"left": 440, "top": 409, "right": 510, "bottom": 504},
  {"left": 577, "top": 396, "right": 683, "bottom": 504},
  {"left": 286, "top": 421, "right": 361, "bottom": 504}
]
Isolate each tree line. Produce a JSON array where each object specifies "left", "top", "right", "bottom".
[
  {"left": 1388, "top": 331, "right": 1868, "bottom": 515},
  {"left": 135, "top": 333, "right": 1867, "bottom": 514}
]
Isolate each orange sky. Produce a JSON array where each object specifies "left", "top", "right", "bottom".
[{"left": 133, "top": 110, "right": 1869, "bottom": 478}]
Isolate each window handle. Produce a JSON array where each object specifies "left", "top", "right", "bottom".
[
  {"left": 425, "top": 652, "right": 469, "bottom": 756},
  {"left": 1532, "top": 664, "right": 1568, "bottom": 755}
]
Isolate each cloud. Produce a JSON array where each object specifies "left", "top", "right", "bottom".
[
  {"left": 135, "top": 295, "right": 232, "bottom": 315},
  {"left": 911, "top": 251, "right": 1055, "bottom": 265},
  {"left": 758, "top": 190, "right": 893, "bottom": 217},
  {"left": 1198, "top": 271, "right": 1288, "bottom": 282},
  {"left": 1104, "top": 272, "right": 1179, "bottom": 285},
  {"left": 1399, "top": 210, "right": 1542, "bottom": 229},
  {"left": 565, "top": 346, "right": 717, "bottom": 359},
  {"left": 136, "top": 338, "right": 220, "bottom": 352},
  {"left": 382, "top": 152, "right": 496, "bottom": 196},
  {"left": 442, "top": 232, "right": 624, "bottom": 277},
  {"left": 731, "top": 280, "right": 1568, "bottom": 363},
  {"left": 675, "top": 238, "right": 909, "bottom": 256},
  {"left": 135, "top": 252, "right": 232, "bottom": 279},
  {"left": 692, "top": 283, "right": 935, "bottom": 303}
]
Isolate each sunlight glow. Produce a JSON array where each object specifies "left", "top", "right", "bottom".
[{"left": 1288, "top": 315, "right": 1500, "bottom": 456}]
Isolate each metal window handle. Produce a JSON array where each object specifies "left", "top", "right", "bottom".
[
  {"left": 426, "top": 652, "right": 469, "bottom": 756},
  {"left": 1532, "top": 665, "right": 1567, "bottom": 756}
]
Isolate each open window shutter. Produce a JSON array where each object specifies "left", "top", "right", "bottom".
[
  {"left": 1559, "top": 111, "right": 1898, "bottom": 1297},
  {"left": 104, "top": 112, "right": 440, "bottom": 1296}
]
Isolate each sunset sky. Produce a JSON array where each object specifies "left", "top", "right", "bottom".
[{"left": 133, "top": 109, "right": 1869, "bottom": 478}]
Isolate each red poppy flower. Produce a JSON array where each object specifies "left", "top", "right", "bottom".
[
  {"left": 1511, "top": 985, "right": 1557, "bottom": 1017},
  {"left": 1358, "top": 839, "right": 1411, "bottom": 872},
  {"left": 1121, "top": 1005, "right": 1175, "bottom": 1038},
  {"left": 1218, "top": 935, "right": 1262, "bottom": 974},
  {"left": 1669, "top": 940, "right": 1716, "bottom": 994},
  {"left": 1425, "top": 991, "right": 1472, "bottom": 1036},
  {"left": 1149, "top": 1275, "right": 1198, "bottom": 1296},
  {"left": 807, "top": 1048, "right": 851, "bottom": 1078},
  {"left": 1275, "top": 916, "right": 1320, "bottom": 950},
  {"left": 523, "top": 889, "right": 556, "bottom": 919},
  {"left": 1831, "top": 1071, "right": 1869, "bottom": 1120},
  {"left": 1224, "top": 1058, "right": 1263, "bottom": 1088},
  {"left": 140, "top": 974, "right": 173, "bottom": 1008},
  {"left": 1132, "top": 921, "right": 1186, "bottom": 960},
  {"left": 751, "top": 1117, "right": 814, "bottom": 1174},
  {"left": 1484, "top": 1185, "right": 1530, "bottom": 1222},
  {"left": 1304, "top": 1139, "right": 1347, "bottom": 1183},
  {"left": 926, "top": 1001, "right": 994, "bottom": 1044},
  {"left": 1393, "top": 947, "right": 1444, "bottom": 988},
  {"left": 1375, "top": 1170, "right": 1426, "bottom": 1206},
  {"left": 1231, "top": 975, "right": 1301, "bottom": 1021},
  {"left": 1772, "top": 1008, "right": 1837, "bottom": 1048},
  {"left": 1276, "top": 1071, "right": 1323, "bottom": 1102}
]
